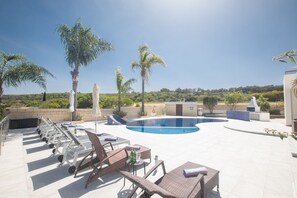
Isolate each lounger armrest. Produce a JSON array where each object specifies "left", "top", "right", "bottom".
[
  {"left": 187, "top": 175, "right": 205, "bottom": 198},
  {"left": 126, "top": 161, "right": 166, "bottom": 197},
  {"left": 102, "top": 142, "right": 114, "bottom": 150},
  {"left": 120, "top": 170, "right": 175, "bottom": 198},
  {"left": 143, "top": 160, "right": 166, "bottom": 179}
]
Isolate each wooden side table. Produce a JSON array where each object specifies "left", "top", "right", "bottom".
[
  {"left": 126, "top": 159, "right": 146, "bottom": 175},
  {"left": 123, "top": 159, "right": 146, "bottom": 187}
]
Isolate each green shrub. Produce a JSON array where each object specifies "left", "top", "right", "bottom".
[
  {"left": 253, "top": 90, "right": 284, "bottom": 102},
  {"left": 269, "top": 108, "right": 281, "bottom": 115},
  {"left": 203, "top": 96, "right": 218, "bottom": 114},
  {"left": 121, "top": 97, "right": 134, "bottom": 107},
  {"left": 158, "top": 109, "right": 166, "bottom": 116},
  {"left": 257, "top": 95, "right": 270, "bottom": 112},
  {"left": 224, "top": 92, "right": 245, "bottom": 110},
  {"left": 39, "top": 98, "right": 68, "bottom": 108},
  {"left": 0, "top": 104, "right": 9, "bottom": 120},
  {"left": 77, "top": 93, "right": 92, "bottom": 108},
  {"left": 112, "top": 110, "right": 127, "bottom": 118},
  {"left": 135, "top": 103, "right": 140, "bottom": 107},
  {"left": 100, "top": 96, "right": 117, "bottom": 109},
  {"left": 75, "top": 114, "right": 83, "bottom": 121},
  {"left": 185, "top": 95, "right": 197, "bottom": 102},
  {"left": 26, "top": 100, "right": 41, "bottom": 107},
  {"left": 138, "top": 111, "right": 147, "bottom": 117},
  {"left": 47, "top": 103, "right": 60, "bottom": 108}
]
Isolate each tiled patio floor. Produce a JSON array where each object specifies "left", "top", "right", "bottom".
[{"left": 0, "top": 118, "right": 296, "bottom": 198}]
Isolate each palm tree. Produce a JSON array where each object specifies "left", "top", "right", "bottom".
[
  {"left": 272, "top": 49, "right": 296, "bottom": 64},
  {"left": 57, "top": 20, "right": 112, "bottom": 120},
  {"left": 116, "top": 68, "right": 136, "bottom": 112},
  {"left": 131, "top": 44, "right": 166, "bottom": 115},
  {"left": 0, "top": 52, "right": 54, "bottom": 102}
]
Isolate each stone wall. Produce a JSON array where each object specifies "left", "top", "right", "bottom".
[
  {"left": 7, "top": 106, "right": 160, "bottom": 122},
  {"left": 6, "top": 103, "right": 269, "bottom": 122}
]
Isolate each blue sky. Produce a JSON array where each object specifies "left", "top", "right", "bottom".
[{"left": 1, "top": 0, "right": 297, "bottom": 95}]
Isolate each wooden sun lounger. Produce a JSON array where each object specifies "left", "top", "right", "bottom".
[{"left": 120, "top": 160, "right": 219, "bottom": 198}]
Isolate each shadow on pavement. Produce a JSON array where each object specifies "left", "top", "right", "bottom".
[{"left": 58, "top": 172, "right": 122, "bottom": 197}]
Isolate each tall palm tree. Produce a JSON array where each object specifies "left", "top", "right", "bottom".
[
  {"left": 131, "top": 44, "right": 166, "bottom": 115},
  {"left": 116, "top": 68, "right": 136, "bottom": 112},
  {"left": 57, "top": 20, "right": 112, "bottom": 120},
  {"left": 0, "top": 52, "right": 54, "bottom": 102}
]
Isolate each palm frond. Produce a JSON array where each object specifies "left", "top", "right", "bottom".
[
  {"left": 0, "top": 53, "right": 26, "bottom": 68},
  {"left": 57, "top": 21, "right": 112, "bottom": 68},
  {"left": 122, "top": 78, "right": 136, "bottom": 93},
  {"left": 3, "top": 54, "right": 26, "bottom": 62},
  {"left": 131, "top": 61, "right": 140, "bottom": 71},
  {"left": 116, "top": 68, "right": 123, "bottom": 91},
  {"left": 139, "top": 44, "right": 149, "bottom": 61},
  {"left": 289, "top": 56, "right": 297, "bottom": 64},
  {"left": 0, "top": 53, "right": 27, "bottom": 77},
  {"left": 3, "top": 62, "right": 54, "bottom": 90},
  {"left": 141, "top": 51, "right": 151, "bottom": 63},
  {"left": 272, "top": 50, "right": 297, "bottom": 64},
  {"left": 146, "top": 55, "right": 166, "bottom": 67},
  {"left": 138, "top": 44, "right": 149, "bottom": 54}
]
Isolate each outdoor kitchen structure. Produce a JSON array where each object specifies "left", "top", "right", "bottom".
[
  {"left": 226, "top": 97, "right": 270, "bottom": 121},
  {"left": 247, "top": 96, "right": 270, "bottom": 121}
]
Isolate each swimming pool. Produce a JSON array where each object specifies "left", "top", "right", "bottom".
[{"left": 126, "top": 117, "right": 227, "bottom": 134}]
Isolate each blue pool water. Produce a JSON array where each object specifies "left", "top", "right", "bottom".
[{"left": 126, "top": 118, "right": 227, "bottom": 134}]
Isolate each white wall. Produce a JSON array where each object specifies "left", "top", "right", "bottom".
[{"left": 284, "top": 71, "right": 297, "bottom": 126}]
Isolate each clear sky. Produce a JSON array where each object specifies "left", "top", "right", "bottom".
[{"left": 1, "top": 0, "right": 297, "bottom": 95}]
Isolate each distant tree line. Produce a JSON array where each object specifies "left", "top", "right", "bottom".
[{"left": 2, "top": 84, "right": 284, "bottom": 109}]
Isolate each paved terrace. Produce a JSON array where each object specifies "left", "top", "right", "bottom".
[{"left": 0, "top": 118, "right": 296, "bottom": 198}]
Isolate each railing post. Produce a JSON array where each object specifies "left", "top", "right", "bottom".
[
  {"left": 0, "top": 121, "right": 2, "bottom": 156},
  {"left": 0, "top": 115, "right": 10, "bottom": 156}
]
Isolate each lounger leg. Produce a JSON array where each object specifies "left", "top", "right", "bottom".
[
  {"left": 85, "top": 168, "right": 97, "bottom": 188},
  {"left": 75, "top": 156, "right": 98, "bottom": 176},
  {"left": 217, "top": 176, "right": 220, "bottom": 192}
]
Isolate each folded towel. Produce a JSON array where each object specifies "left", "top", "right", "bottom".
[
  {"left": 85, "top": 128, "right": 95, "bottom": 132},
  {"left": 96, "top": 133, "right": 108, "bottom": 137},
  {"left": 126, "top": 145, "right": 141, "bottom": 151},
  {"left": 76, "top": 127, "right": 85, "bottom": 131},
  {"left": 183, "top": 167, "right": 208, "bottom": 177},
  {"left": 105, "top": 137, "right": 118, "bottom": 141}
]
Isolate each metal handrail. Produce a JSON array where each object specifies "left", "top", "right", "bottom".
[{"left": 0, "top": 115, "right": 10, "bottom": 156}]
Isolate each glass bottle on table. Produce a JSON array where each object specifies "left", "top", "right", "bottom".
[
  {"left": 133, "top": 150, "right": 137, "bottom": 163},
  {"left": 130, "top": 149, "right": 135, "bottom": 163}
]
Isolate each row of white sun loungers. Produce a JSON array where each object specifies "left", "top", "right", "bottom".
[{"left": 37, "top": 117, "right": 130, "bottom": 174}]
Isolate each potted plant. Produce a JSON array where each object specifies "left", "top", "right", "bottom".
[{"left": 265, "top": 128, "right": 297, "bottom": 157}]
